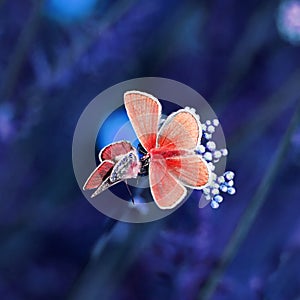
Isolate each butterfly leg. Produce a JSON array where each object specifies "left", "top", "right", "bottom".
[
  {"left": 138, "top": 143, "right": 148, "bottom": 155},
  {"left": 138, "top": 154, "right": 150, "bottom": 176},
  {"left": 125, "top": 180, "right": 135, "bottom": 204}
]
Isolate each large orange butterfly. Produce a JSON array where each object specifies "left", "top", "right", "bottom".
[
  {"left": 83, "top": 91, "right": 237, "bottom": 209},
  {"left": 123, "top": 91, "right": 212, "bottom": 209}
]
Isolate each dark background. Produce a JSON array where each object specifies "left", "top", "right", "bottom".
[{"left": 1, "top": 0, "right": 300, "bottom": 299}]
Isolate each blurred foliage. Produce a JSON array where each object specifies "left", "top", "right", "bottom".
[{"left": 0, "top": 0, "right": 300, "bottom": 300}]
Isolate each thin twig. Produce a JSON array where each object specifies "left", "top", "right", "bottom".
[
  {"left": 0, "top": 0, "right": 43, "bottom": 100},
  {"left": 198, "top": 101, "right": 300, "bottom": 300},
  {"left": 211, "top": 1, "right": 276, "bottom": 109},
  {"left": 125, "top": 180, "right": 135, "bottom": 204},
  {"left": 66, "top": 221, "right": 161, "bottom": 300},
  {"left": 230, "top": 69, "right": 300, "bottom": 156},
  {"left": 0, "top": 0, "right": 7, "bottom": 9}
]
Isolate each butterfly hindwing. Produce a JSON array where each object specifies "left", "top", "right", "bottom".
[
  {"left": 124, "top": 91, "right": 161, "bottom": 152},
  {"left": 109, "top": 150, "right": 141, "bottom": 183},
  {"left": 149, "top": 154, "right": 187, "bottom": 209},
  {"left": 99, "top": 140, "right": 134, "bottom": 162},
  {"left": 166, "top": 154, "right": 211, "bottom": 189}
]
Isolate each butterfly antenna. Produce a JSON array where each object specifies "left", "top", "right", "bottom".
[{"left": 125, "top": 180, "right": 135, "bottom": 204}]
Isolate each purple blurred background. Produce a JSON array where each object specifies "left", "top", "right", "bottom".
[{"left": 1, "top": 0, "right": 300, "bottom": 299}]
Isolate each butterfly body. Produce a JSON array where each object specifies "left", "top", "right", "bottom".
[{"left": 149, "top": 148, "right": 192, "bottom": 158}]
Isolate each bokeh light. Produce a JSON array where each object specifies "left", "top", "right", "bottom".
[
  {"left": 95, "top": 106, "right": 130, "bottom": 157},
  {"left": 0, "top": 103, "right": 15, "bottom": 142},
  {"left": 277, "top": 0, "right": 300, "bottom": 45},
  {"left": 44, "top": 0, "right": 98, "bottom": 24}
]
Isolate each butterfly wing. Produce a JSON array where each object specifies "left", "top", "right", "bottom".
[
  {"left": 157, "top": 109, "right": 201, "bottom": 150},
  {"left": 166, "top": 154, "right": 211, "bottom": 189},
  {"left": 149, "top": 154, "right": 187, "bottom": 209},
  {"left": 91, "top": 177, "right": 121, "bottom": 198},
  {"left": 150, "top": 108, "right": 209, "bottom": 208},
  {"left": 99, "top": 141, "right": 134, "bottom": 162},
  {"left": 83, "top": 160, "right": 114, "bottom": 190},
  {"left": 86, "top": 150, "right": 141, "bottom": 198},
  {"left": 109, "top": 150, "right": 141, "bottom": 182},
  {"left": 124, "top": 91, "right": 161, "bottom": 152}
]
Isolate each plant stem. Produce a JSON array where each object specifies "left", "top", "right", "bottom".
[
  {"left": 0, "top": 0, "right": 43, "bottom": 101},
  {"left": 198, "top": 101, "right": 300, "bottom": 300}
]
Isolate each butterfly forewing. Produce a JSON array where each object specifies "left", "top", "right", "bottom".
[
  {"left": 91, "top": 151, "right": 140, "bottom": 197},
  {"left": 124, "top": 91, "right": 161, "bottom": 152},
  {"left": 157, "top": 110, "right": 201, "bottom": 150},
  {"left": 84, "top": 141, "right": 141, "bottom": 199},
  {"left": 91, "top": 177, "right": 121, "bottom": 198},
  {"left": 83, "top": 160, "right": 114, "bottom": 190}
]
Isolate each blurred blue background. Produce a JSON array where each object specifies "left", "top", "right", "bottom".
[{"left": 1, "top": 0, "right": 300, "bottom": 299}]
